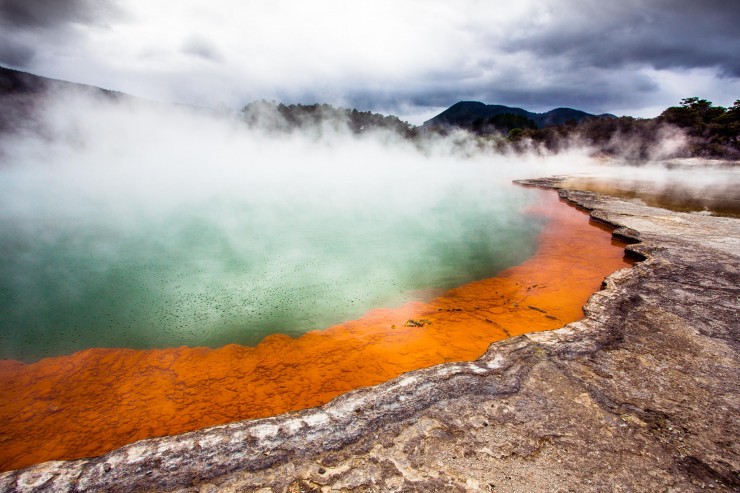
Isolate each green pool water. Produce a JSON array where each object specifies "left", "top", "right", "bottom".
[
  {"left": 0, "top": 109, "right": 548, "bottom": 361},
  {"left": 0, "top": 182, "right": 545, "bottom": 362}
]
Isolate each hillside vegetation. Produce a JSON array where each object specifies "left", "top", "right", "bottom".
[
  {"left": 241, "top": 100, "right": 416, "bottom": 138},
  {"left": 509, "top": 98, "right": 740, "bottom": 160},
  {"left": 2, "top": 65, "right": 737, "bottom": 161},
  {"left": 424, "top": 98, "right": 739, "bottom": 161},
  {"left": 241, "top": 97, "right": 739, "bottom": 161}
]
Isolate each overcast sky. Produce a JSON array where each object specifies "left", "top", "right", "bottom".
[{"left": 1, "top": 0, "right": 738, "bottom": 123}]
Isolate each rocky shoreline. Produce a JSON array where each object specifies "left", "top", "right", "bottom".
[{"left": 1, "top": 178, "right": 738, "bottom": 492}]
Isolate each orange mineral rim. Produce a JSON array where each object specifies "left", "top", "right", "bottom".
[{"left": 0, "top": 190, "right": 633, "bottom": 472}]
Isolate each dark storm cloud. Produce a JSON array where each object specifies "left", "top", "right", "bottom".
[
  {"left": 502, "top": 0, "right": 740, "bottom": 77},
  {"left": 351, "top": 0, "right": 740, "bottom": 117},
  {"left": 341, "top": 60, "right": 661, "bottom": 117},
  {"left": 0, "top": 37, "right": 34, "bottom": 67},
  {"left": 273, "top": 0, "right": 739, "bottom": 118},
  {"left": 2, "top": 0, "right": 737, "bottom": 120},
  {"left": 0, "top": 39, "right": 35, "bottom": 67},
  {"left": 0, "top": 0, "right": 119, "bottom": 29},
  {"left": 0, "top": 0, "right": 122, "bottom": 67}
]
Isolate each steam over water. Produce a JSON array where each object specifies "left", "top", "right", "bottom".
[{"left": 0, "top": 92, "right": 547, "bottom": 362}]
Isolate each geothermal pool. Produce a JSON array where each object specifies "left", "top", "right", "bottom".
[
  {"left": 0, "top": 98, "right": 633, "bottom": 472},
  {"left": 0, "top": 177, "right": 545, "bottom": 362},
  {"left": 0, "top": 188, "right": 632, "bottom": 472}
]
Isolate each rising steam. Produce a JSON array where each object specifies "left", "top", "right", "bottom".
[{"left": 0, "top": 88, "right": 736, "bottom": 362}]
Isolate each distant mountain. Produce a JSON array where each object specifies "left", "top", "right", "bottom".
[
  {"left": 0, "top": 65, "right": 124, "bottom": 98},
  {"left": 0, "top": 66, "right": 49, "bottom": 95},
  {"left": 423, "top": 101, "right": 616, "bottom": 130},
  {"left": 0, "top": 65, "right": 128, "bottom": 136},
  {"left": 3, "top": 66, "right": 734, "bottom": 160}
]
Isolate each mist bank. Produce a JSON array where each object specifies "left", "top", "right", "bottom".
[
  {"left": 238, "top": 98, "right": 740, "bottom": 162},
  {"left": 1, "top": 67, "right": 738, "bottom": 362},
  {"left": 1, "top": 86, "right": 556, "bottom": 362},
  {"left": 419, "top": 97, "right": 740, "bottom": 161},
  {"left": 3, "top": 65, "right": 739, "bottom": 162}
]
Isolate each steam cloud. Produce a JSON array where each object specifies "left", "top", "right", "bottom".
[{"left": 0, "top": 88, "right": 736, "bottom": 362}]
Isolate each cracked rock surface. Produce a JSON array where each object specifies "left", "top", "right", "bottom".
[{"left": 1, "top": 177, "right": 738, "bottom": 492}]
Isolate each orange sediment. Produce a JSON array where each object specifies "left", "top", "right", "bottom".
[{"left": 0, "top": 191, "right": 633, "bottom": 472}]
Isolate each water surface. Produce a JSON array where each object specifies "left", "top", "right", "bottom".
[
  {"left": 0, "top": 190, "right": 633, "bottom": 471},
  {"left": 0, "top": 163, "right": 545, "bottom": 361}
]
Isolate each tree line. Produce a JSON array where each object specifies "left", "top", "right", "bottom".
[
  {"left": 240, "top": 98, "right": 739, "bottom": 160},
  {"left": 241, "top": 101, "right": 416, "bottom": 138},
  {"left": 506, "top": 98, "right": 740, "bottom": 160}
]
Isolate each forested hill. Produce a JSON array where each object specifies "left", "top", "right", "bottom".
[
  {"left": 509, "top": 97, "right": 740, "bottom": 160},
  {"left": 1, "top": 66, "right": 737, "bottom": 159},
  {"left": 0, "top": 65, "right": 123, "bottom": 98},
  {"left": 423, "top": 101, "right": 616, "bottom": 130},
  {"left": 240, "top": 100, "right": 416, "bottom": 137},
  {"left": 0, "top": 66, "right": 126, "bottom": 136}
]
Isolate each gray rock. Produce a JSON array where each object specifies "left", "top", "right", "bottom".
[{"left": 1, "top": 177, "right": 738, "bottom": 492}]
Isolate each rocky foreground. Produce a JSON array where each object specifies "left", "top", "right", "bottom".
[{"left": 1, "top": 178, "right": 738, "bottom": 492}]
